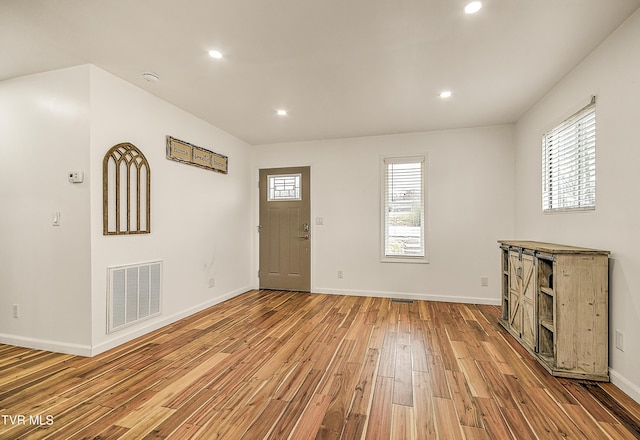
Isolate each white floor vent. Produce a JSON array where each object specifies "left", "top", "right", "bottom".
[{"left": 107, "top": 261, "right": 162, "bottom": 333}]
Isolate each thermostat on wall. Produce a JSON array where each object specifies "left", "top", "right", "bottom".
[{"left": 68, "top": 171, "right": 84, "bottom": 183}]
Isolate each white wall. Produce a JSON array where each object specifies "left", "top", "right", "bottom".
[
  {"left": 253, "top": 126, "right": 515, "bottom": 303},
  {"left": 88, "top": 66, "right": 254, "bottom": 354},
  {"left": 0, "top": 65, "right": 254, "bottom": 356},
  {"left": 0, "top": 66, "right": 92, "bottom": 352},
  {"left": 514, "top": 10, "right": 640, "bottom": 401}
]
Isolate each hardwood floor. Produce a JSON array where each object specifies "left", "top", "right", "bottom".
[{"left": 1, "top": 289, "right": 639, "bottom": 439}]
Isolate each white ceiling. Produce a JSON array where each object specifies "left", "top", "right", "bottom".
[{"left": 2, "top": 0, "right": 639, "bottom": 145}]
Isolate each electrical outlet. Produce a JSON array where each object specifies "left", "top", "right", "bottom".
[
  {"left": 480, "top": 276, "right": 489, "bottom": 287},
  {"left": 337, "top": 270, "right": 343, "bottom": 279},
  {"left": 208, "top": 278, "right": 216, "bottom": 288},
  {"left": 12, "top": 304, "right": 19, "bottom": 318},
  {"left": 615, "top": 330, "right": 624, "bottom": 352}
]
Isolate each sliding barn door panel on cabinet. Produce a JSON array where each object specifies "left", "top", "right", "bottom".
[{"left": 498, "top": 241, "right": 610, "bottom": 381}]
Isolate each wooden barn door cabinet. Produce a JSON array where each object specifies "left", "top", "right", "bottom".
[{"left": 498, "top": 241, "right": 610, "bottom": 381}]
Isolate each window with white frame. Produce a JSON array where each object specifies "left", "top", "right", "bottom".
[
  {"left": 542, "top": 100, "right": 596, "bottom": 212},
  {"left": 382, "top": 156, "right": 427, "bottom": 262}
]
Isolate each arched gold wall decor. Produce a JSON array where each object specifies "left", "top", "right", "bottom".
[{"left": 103, "top": 142, "right": 151, "bottom": 235}]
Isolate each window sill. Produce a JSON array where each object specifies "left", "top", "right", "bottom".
[
  {"left": 543, "top": 206, "right": 595, "bottom": 214},
  {"left": 381, "top": 256, "right": 429, "bottom": 264}
]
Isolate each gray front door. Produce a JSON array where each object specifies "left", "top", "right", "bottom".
[{"left": 259, "top": 166, "right": 311, "bottom": 291}]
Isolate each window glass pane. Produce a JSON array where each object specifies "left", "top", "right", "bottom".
[
  {"left": 383, "top": 157, "right": 425, "bottom": 259},
  {"left": 268, "top": 174, "right": 302, "bottom": 201}
]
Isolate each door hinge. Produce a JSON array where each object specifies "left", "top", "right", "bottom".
[{"left": 258, "top": 270, "right": 261, "bottom": 278}]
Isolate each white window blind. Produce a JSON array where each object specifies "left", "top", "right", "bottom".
[
  {"left": 542, "top": 101, "right": 596, "bottom": 212},
  {"left": 382, "top": 156, "right": 426, "bottom": 261}
]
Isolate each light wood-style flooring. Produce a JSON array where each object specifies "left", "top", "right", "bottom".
[{"left": 1, "top": 289, "right": 639, "bottom": 439}]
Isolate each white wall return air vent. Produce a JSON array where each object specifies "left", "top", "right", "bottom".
[{"left": 107, "top": 260, "right": 162, "bottom": 333}]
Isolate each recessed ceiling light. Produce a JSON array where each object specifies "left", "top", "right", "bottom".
[
  {"left": 208, "top": 50, "right": 223, "bottom": 59},
  {"left": 276, "top": 109, "right": 288, "bottom": 116},
  {"left": 142, "top": 72, "right": 159, "bottom": 82},
  {"left": 464, "top": 1, "right": 482, "bottom": 14},
  {"left": 439, "top": 90, "right": 453, "bottom": 99}
]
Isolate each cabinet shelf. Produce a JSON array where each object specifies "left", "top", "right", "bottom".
[
  {"left": 540, "top": 286, "right": 554, "bottom": 297},
  {"left": 538, "top": 353, "right": 554, "bottom": 367},
  {"left": 540, "top": 318, "right": 554, "bottom": 332}
]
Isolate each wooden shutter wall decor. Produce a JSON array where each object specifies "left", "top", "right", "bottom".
[{"left": 103, "top": 142, "right": 151, "bottom": 235}]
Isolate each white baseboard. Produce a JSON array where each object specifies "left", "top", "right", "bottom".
[
  {"left": 90, "top": 285, "right": 252, "bottom": 356},
  {"left": 0, "top": 285, "right": 252, "bottom": 358},
  {"left": 609, "top": 368, "right": 640, "bottom": 404},
  {"left": 313, "top": 287, "right": 501, "bottom": 306},
  {"left": 0, "top": 334, "right": 92, "bottom": 357}
]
